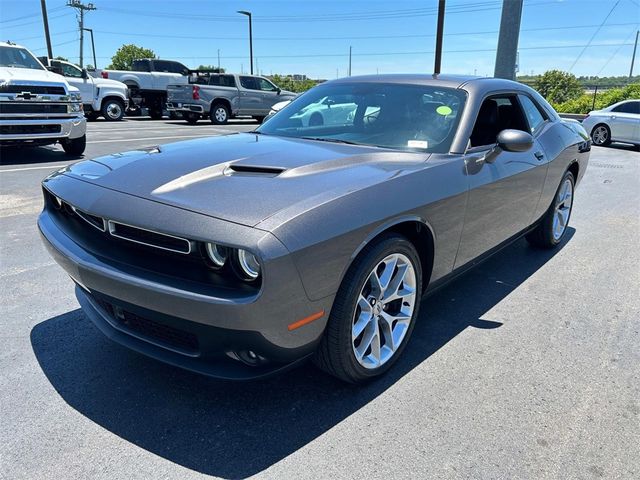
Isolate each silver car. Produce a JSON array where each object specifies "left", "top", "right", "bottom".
[{"left": 581, "top": 99, "right": 640, "bottom": 148}]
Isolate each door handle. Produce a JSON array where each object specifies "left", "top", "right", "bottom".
[{"left": 534, "top": 151, "right": 545, "bottom": 161}]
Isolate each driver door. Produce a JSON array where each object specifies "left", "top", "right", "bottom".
[{"left": 455, "top": 94, "right": 548, "bottom": 268}]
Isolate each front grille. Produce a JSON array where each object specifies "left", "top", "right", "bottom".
[
  {"left": 0, "top": 103, "right": 67, "bottom": 114},
  {"left": 95, "top": 297, "right": 199, "bottom": 354},
  {"left": 0, "top": 124, "right": 61, "bottom": 135},
  {"left": 108, "top": 221, "right": 192, "bottom": 254},
  {"left": 0, "top": 84, "right": 66, "bottom": 95}
]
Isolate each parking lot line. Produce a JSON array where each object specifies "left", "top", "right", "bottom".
[
  {"left": 87, "top": 134, "right": 218, "bottom": 144},
  {"left": 0, "top": 164, "right": 69, "bottom": 173}
]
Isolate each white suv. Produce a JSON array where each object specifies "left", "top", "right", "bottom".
[{"left": 0, "top": 42, "right": 86, "bottom": 155}]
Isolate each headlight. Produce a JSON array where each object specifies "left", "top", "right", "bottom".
[
  {"left": 205, "top": 242, "right": 228, "bottom": 268},
  {"left": 235, "top": 249, "right": 261, "bottom": 281},
  {"left": 68, "top": 102, "right": 83, "bottom": 113}
]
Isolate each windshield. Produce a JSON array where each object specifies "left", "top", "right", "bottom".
[
  {"left": 0, "top": 46, "right": 44, "bottom": 70},
  {"left": 257, "top": 82, "right": 466, "bottom": 153}
]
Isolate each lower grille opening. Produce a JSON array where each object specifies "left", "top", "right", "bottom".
[
  {"left": 0, "top": 124, "right": 61, "bottom": 135},
  {"left": 108, "top": 221, "right": 191, "bottom": 254},
  {"left": 96, "top": 298, "right": 199, "bottom": 355}
]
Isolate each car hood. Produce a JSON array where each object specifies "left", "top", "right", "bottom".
[
  {"left": 0, "top": 66, "right": 69, "bottom": 88},
  {"left": 62, "top": 133, "right": 428, "bottom": 228},
  {"left": 91, "top": 76, "right": 127, "bottom": 89}
]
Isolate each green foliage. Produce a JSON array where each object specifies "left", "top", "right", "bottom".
[
  {"left": 517, "top": 74, "right": 640, "bottom": 88},
  {"left": 107, "top": 44, "right": 156, "bottom": 70},
  {"left": 269, "top": 74, "right": 320, "bottom": 93},
  {"left": 197, "top": 65, "right": 225, "bottom": 73},
  {"left": 54, "top": 55, "right": 69, "bottom": 62},
  {"left": 535, "top": 70, "right": 583, "bottom": 104},
  {"left": 553, "top": 83, "right": 640, "bottom": 114}
]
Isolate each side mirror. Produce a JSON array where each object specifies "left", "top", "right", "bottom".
[
  {"left": 497, "top": 129, "right": 533, "bottom": 153},
  {"left": 276, "top": 87, "right": 281, "bottom": 95},
  {"left": 81, "top": 69, "right": 88, "bottom": 79}
]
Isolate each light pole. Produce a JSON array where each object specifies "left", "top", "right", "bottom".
[
  {"left": 83, "top": 27, "right": 96, "bottom": 68},
  {"left": 237, "top": 10, "right": 253, "bottom": 75}
]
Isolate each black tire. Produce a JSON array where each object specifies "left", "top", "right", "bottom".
[
  {"left": 85, "top": 112, "right": 100, "bottom": 121},
  {"left": 309, "top": 112, "right": 324, "bottom": 126},
  {"left": 185, "top": 113, "right": 199, "bottom": 125},
  {"left": 149, "top": 109, "right": 163, "bottom": 120},
  {"left": 254, "top": 116, "right": 266, "bottom": 124},
  {"left": 313, "top": 233, "right": 423, "bottom": 383},
  {"left": 101, "top": 98, "right": 125, "bottom": 121},
  {"left": 61, "top": 134, "right": 86, "bottom": 156},
  {"left": 590, "top": 123, "right": 611, "bottom": 146},
  {"left": 526, "top": 170, "right": 575, "bottom": 249},
  {"left": 210, "top": 103, "right": 229, "bottom": 125}
]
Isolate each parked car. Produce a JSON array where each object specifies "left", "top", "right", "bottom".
[
  {"left": 0, "top": 42, "right": 86, "bottom": 155},
  {"left": 38, "top": 74, "right": 590, "bottom": 383},
  {"left": 166, "top": 73, "right": 296, "bottom": 124},
  {"left": 581, "top": 99, "right": 640, "bottom": 148},
  {"left": 41, "top": 58, "right": 129, "bottom": 121},
  {"left": 94, "top": 59, "right": 191, "bottom": 119}
]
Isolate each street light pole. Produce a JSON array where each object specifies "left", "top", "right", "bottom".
[
  {"left": 237, "top": 10, "right": 253, "bottom": 75},
  {"left": 83, "top": 27, "right": 96, "bottom": 68},
  {"left": 40, "top": 0, "right": 53, "bottom": 59},
  {"left": 434, "top": 0, "right": 445, "bottom": 75}
]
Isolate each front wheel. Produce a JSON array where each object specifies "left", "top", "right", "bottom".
[
  {"left": 185, "top": 113, "right": 199, "bottom": 125},
  {"left": 314, "top": 233, "right": 422, "bottom": 383},
  {"left": 210, "top": 103, "right": 229, "bottom": 125},
  {"left": 101, "top": 99, "right": 125, "bottom": 121},
  {"left": 591, "top": 124, "right": 611, "bottom": 146},
  {"left": 526, "top": 170, "right": 574, "bottom": 248},
  {"left": 61, "top": 134, "right": 86, "bottom": 156}
]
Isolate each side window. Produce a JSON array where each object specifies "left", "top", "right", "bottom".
[
  {"left": 61, "top": 62, "right": 82, "bottom": 78},
  {"left": 612, "top": 102, "right": 640, "bottom": 114},
  {"left": 518, "top": 95, "right": 547, "bottom": 134},
  {"left": 470, "top": 95, "right": 529, "bottom": 147},
  {"left": 258, "top": 78, "right": 277, "bottom": 91},
  {"left": 239, "top": 76, "right": 258, "bottom": 90},
  {"left": 221, "top": 75, "right": 236, "bottom": 87}
]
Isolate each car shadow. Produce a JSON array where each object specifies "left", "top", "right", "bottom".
[
  {"left": 0, "top": 145, "right": 83, "bottom": 166},
  {"left": 30, "top": 231, "right": 574, "bottom": 478}
]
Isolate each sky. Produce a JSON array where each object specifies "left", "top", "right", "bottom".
[{"left": 0, "top": 0, "right": 639, "bottom": 79}]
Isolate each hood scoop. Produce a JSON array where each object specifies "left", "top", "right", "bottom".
[{"left": 225, "top": 164, "right": 285, "bottom": 176}]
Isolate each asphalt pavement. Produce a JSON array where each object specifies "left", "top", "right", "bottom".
[{"left": 1, "top": 118, "right": 638, "bottom": 480}]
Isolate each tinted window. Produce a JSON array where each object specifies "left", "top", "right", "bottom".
[
  {"left": 518, "top": 95, "right": 547, "bottom": 134},
  {"left": 258, "top": 83, "right": 467, "bottom": 153},
  {"left": 470, "top": 95, "right": 529, "bottom": 147},
  {"left": 612, "top": 101, "right": 640, "bottom": 114},
  {"left": 209, "top": 75, "right": 236, "bottom": 87},
  {"left": 239, "top": 76, "right": 258, "bottom": 90},
  {"left": 153, "top": 61, "right": 186, "bottom": 74}
]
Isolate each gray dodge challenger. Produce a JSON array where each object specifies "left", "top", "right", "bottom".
[{"left": 38, "top": 75, "right": 590, "bottom": 383}]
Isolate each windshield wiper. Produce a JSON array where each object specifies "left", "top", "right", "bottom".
[{"left": 301, "top": 137, "right": 361, "bottom": 146}]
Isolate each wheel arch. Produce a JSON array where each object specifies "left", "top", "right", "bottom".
[
  {"left": 210, "top": 97, "right": 232, "bottom": 114},
  {"left": 345, "top": 217, "right": 436, "bottom": 292},
  {"left": 100, "top": 95, "right": 125, "bottom": 109}
]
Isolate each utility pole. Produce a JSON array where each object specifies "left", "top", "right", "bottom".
[
  {"left": 83, "top": 27, "right": 96, "bottom": 68},
  {"left": 494, "top": 0, "right": 523, "bottom": 79},
  {"left": 630, "top": 30, "right": 639, "bottom": 80},
  {"left": 348, "top": 46, "right": 352, "bottom": 76},
  {"left": 40, "top": 0, "right": 53, "bottom": 59},
  {"left": 217, "top": 49, "right": 220, "bottom": 72},
  {"left": 237, "top": 11, "right": 253, "bottom": 74},
  {"left": 434, "top": 0, "right": 445, "bottom": 74},
  {"left": 67, "top": 0, "right": 96, "bottom": 69}
]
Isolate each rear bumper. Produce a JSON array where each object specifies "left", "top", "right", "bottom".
[
  {"left": 0, "top": 115, "right": 86, "bottom": 142},
  {"left": 166, "top": 102, "right": 205, "bottom": 114}
]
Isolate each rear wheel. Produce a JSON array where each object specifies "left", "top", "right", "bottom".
[
  {"left": 61, "top": 134, "right": 86, "bottom": 156},
  {"left": 101, "top": 98, "right": 125, "bottom": 121},
  {"left": 149, "top": 108, "right": 163, "bottom": 120},
  {"left": 210, "top": 103, "right": 229, "bottom": 125},
  {"left": 314, "top": 233, "right": 422, "bottom": 383},
  {"left": 185, "top": 113, "right": 199, "bottom": 125},
  {"left": 526, "top": 170, "right": 574, "bottom": 248},
  {"left": 591, "top": 124, "right": 611, "bottom": 146}
]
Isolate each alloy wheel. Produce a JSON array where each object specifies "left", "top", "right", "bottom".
[
  {"left": 592, "top": 126, "right": 608, "bottom": 145},
  {"left": 215, "top": 107, "right": 227, "bottom": 123},
  {"left": 105, "top": 102, "right": 122, "bottom": 120},
  {"left": 352, "top": 253, "right": 417, "bottom": 369},
  {"left": 553, "top": 177, "right": 573, "bottom": 240}
]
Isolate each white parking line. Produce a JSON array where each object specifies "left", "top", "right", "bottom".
[
  {"left": 87, "top": 134, "right": 217, "bottom": 144},
  {"left": 0, "top": 164, "right": 69, "bottom": 173}
]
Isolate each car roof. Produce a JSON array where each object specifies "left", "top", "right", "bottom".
[
  {"left": 328, "top": 73, "right": 525, "bottom": 91},
  {"left": 0, "top": 41, "right": 26, "bottom": 49}
]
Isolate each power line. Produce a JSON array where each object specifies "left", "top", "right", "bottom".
[
  {"left": 0, "top": 5, "right": 65, "bottom": 23},
  {"left": 0, "top": 11, "right": 73, "bottom": 29},
  {"left": 569, "top": 0, "right": 621, "bottom": 71},
  {"left": 596, "top": 28, "right": 638, "bottom": 75}
]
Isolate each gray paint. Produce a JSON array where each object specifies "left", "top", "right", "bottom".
[{"left": 38, "top": 74, "right": 591, "bottom": 374}]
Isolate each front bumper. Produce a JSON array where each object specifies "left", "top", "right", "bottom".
[
  {"left": 166, "top": 102, "right": 205, "bottom": 114},
  {"left": 37, "top": 180, "right": 333, "bottom": 379},
  {"left": 0, "top": 115, "right": 86, "bottom": 142}
]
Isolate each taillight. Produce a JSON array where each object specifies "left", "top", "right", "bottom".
[
  {"left": 192, "top": 85, "right": 200, "bottom": 100},
  {"left": 101, "top": 71, "right": 108, "bottom": 79}
]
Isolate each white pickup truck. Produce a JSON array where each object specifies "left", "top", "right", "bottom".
[
  {"left": 93, "top": 59, "right": 191, "bottom": 119},
  {"left": 0, "top": 42, "right": 86, "bottom": 155},
  {"left": 42, "top": 58, "right": 129, "bottom": 121}
]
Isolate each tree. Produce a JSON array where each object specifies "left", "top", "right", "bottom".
[
  {"left": 535, "top": 70, "right": 583, "bottom": 104},
  {"left": 198, "top": 64, "right": 225, "bottom": 73},
  {"left": 54, "top": 55, "right": 69, "bottom": 62},
  {"left": 108, "top": 44, "right": 156, "bottom": 70}
]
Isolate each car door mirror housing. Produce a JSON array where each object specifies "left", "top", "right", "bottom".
[
  {"left": 81, "top": 69, "right": 88, "bottom": 79},
  {"left": 497, "top": 129, "right": 534, "bottom": 153},
  {"left": 276, "top": 87, "right": 281, "bottom": 95}
]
